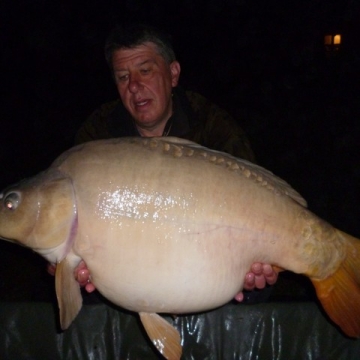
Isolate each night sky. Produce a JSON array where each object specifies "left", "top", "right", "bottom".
[{"left": 1, "top": 0, "right": 360, "bottom": 239}]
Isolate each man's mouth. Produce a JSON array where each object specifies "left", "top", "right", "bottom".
[{"left": 136, "top": 99, "right": 150, "bottom": 107}]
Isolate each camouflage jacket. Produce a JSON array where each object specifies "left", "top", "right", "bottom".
[{"left": 75, "top": 87, "right": 255, "bottom": 162}]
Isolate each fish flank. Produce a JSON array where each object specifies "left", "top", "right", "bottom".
[{"left": 299, "top": 210, "right": 346, "bottom": 280}]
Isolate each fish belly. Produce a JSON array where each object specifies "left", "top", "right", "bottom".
[
  {"left": 74, "top": 192, "right": 313, "bottom": 314},
  {"left": 76, "top": 218, "right": 256, "bottom": 314}
]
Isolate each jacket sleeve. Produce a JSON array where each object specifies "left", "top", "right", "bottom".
[
  {"left": 185, "top": 91, "right": 256, "bottom": 162},
  {"left": 74, "top": 100, "right": 120, "bottom": 145}
]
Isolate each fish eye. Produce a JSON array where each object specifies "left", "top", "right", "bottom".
[{"left": 3, "top": 192, "right": 21, "bottom": 211}]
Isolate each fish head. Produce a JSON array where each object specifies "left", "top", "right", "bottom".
[{"left": 0, "top": 169, "right": 77, "bottom": 262}]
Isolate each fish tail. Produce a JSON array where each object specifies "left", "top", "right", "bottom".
[{"left": 311, "top": 230, "right": 360, "bottom": 338}]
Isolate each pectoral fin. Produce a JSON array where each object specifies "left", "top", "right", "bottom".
[
  {"left": 139, "top": 312, "right": 182, "bottom": 360},
  {"left": 55, "top": 257, "right": 83, "bottom": 330}
]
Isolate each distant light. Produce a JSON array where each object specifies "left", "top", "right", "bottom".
[
  {"left": 324, "top": 34, "right": 342, "bottom": 55},
  {"left": 333, "top": 34, "right": 341, "bottom": 45},
  {"left": 324, "top": 35, "right": 332, "bottom": 45}
]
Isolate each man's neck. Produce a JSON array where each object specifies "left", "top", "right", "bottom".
[{"left": 136, "top": 120, "right": 168, "bottom": 137}]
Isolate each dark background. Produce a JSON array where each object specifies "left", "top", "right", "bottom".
[{"left": 0, "top": 0, "right": 359, "bottom": 300}]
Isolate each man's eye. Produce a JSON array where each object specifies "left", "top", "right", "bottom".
[
  {"left": 117, "top": 74, "right": 128, "bottom": 82},
  {"left": 140, "top": 68, "right": 150, "bottom": 75}
]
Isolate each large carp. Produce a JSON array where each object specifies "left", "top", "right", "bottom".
[{"left": 0, "top": 137, "right": 359, "bottom": 359}]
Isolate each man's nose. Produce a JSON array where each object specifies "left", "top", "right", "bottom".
[{"left": 128, "top": 75, "right": 142, "bottom": 93}]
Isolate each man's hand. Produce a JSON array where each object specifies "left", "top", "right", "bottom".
[
  {"left": 73, "top": 261, "right": 96, "bottom": 293},
  {"left": 47, "top": 261, "right": 96, "bottom": 293},
  {"left": 234, "top": 263, "right": 278, "bottom": 302}
]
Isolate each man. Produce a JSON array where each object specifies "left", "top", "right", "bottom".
[
  {"left": 76, "top": 23, "right": 255, "bottom": 161},
  {"left": 68, "top": 23, "right": 278, "bottom": 301}
]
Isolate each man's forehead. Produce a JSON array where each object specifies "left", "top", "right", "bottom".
[
  {"left": 123, "top": 41, "right": 158, "bottom": 53},
  {"left": 112, "top": 42, "right": 162, "bottom": 66}
]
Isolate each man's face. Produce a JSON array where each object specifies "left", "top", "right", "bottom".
[{"left": 112, "top": 42, "right": 180, "bottom": 133}]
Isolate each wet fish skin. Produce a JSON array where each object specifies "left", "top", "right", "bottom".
[{"left": 0, "top": 137, "right": 359, "bottom": 360}]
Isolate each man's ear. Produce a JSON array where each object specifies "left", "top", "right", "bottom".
[{"left": 170, "top": 61, "right": 181, "bottom": 87}]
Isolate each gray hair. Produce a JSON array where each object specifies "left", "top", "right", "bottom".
[{"left": 104, "top": 23, "right": 176, "bottom": 70}]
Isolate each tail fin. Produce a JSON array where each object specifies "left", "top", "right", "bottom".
[{"left": 312, "top": 230, "right": 360, "bottom": 338}]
